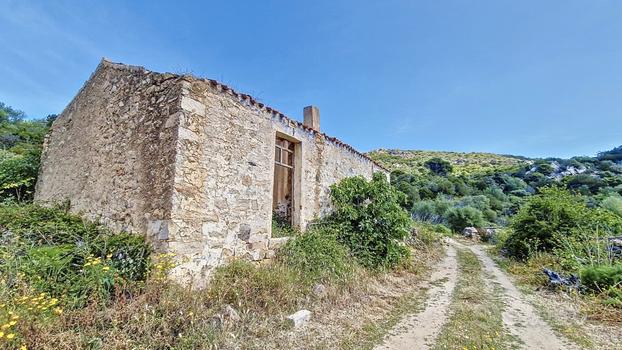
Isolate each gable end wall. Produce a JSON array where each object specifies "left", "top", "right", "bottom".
[
  {"left": 167, "top": 78, "right": 388, "bottom": 285},
  {"left": 35, "top": 62, "right": 182, "bottom": 241}
]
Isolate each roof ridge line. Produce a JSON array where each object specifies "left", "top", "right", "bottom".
[{"left": 101, "top": 58, "right": 388, "bottom": 172}]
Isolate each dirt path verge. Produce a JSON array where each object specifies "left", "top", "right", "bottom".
[
  {"left": 377, "top": 239, "right": 581, "bottom": 350},
  {"left": 234, "top": 246, "right": 444, "bottom": 350},
  {"left": 375, "top": 245, "right": 458, "bottom": 350},
  {"left": 466, "top": 243, "right": 579, "bottom": 350}
]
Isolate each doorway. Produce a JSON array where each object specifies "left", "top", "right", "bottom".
[{"left": 273, "top": 136, "right": 296, "bottom": 225}]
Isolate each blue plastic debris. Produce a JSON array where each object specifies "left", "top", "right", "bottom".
[{"left": 542, "top": 268, "right": 580, "bottom": 289}]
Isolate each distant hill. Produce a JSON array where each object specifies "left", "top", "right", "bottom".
[{"left": 368, "top": 149, "right": 531, "bottom": 175}]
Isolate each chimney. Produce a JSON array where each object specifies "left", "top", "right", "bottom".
[{"left": 303, "top": 106, "right": 320, "bottom": 132}]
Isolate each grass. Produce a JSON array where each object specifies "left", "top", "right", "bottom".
[
  {"left": 491, "top": 245, "right": 621, "bottom": 348},
  {"left": 339, "top": 285, "right": 429, "bottom": 350},
  {"left": 494, "top": 251, "right": 622, "bottom": 325},
  {"left": 337, "top": 244, "right": 444, "bottom": 349},
  {"left": 0, "top": 202, "right": 446, "bottom": 349},
  {"left": 433, "top": 248, "right": 517, "bottom": 350},
  {"left": 515, "top": 284, "right": 594, "bottom": 349},
  {"left": 331, "top": 231, "right": 445, "bottom": 349}
]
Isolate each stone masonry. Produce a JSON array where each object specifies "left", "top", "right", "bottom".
[{"left": 35, "top": 59, "right": 388, "bottom": 286}]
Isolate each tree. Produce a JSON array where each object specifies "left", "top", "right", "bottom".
[
  {"left": 598, "top": 145, "right": 622, "bottom": 162},
  {"left": 446, "top": 206, "right": 484, "bottom": 232},
  {"left": 0, "top": 102, "right": 25, "bottom": 123},
  {"left": 505, "top": 187, "right": 589, "bottom": 259},
  {"left": 424, "top": 157, "right": 453, "bottom": 176},
  {"left": 0, "top": 101, "right": 52, "bottom": 201}
]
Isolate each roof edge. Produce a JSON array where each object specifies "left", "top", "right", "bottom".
[{"left": 99, "top": 58, "right": 389, "bottom": 172}]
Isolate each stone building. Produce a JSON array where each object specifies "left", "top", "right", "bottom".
[{"left": 35, "top": 59, "right": 388, "bottom": 285}]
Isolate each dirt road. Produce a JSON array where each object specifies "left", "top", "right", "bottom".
[
  {"left": 375, "top": 245, "right": 458, "bottom": 350},
  {"left": 376, "top": 239, "right": 579, "bottom": 350}
]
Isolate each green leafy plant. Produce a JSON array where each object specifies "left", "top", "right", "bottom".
[
  {"left": 601, "top": 194, "right": 622, "bottom": 217},
  {"left": 424, "top": 157, "right": 453, "bottom": 176},
  {"left": 446, "top": 206, "right": 485, "bottom": 232},
  {"left": 505, "top": 187, "right": 589, "bottom": 260},
  {"left": 580, "top": 264, "right": 622, "bottom": 293},
  {"left": 0, "top": 102, "right": 50, "bottom": 202},
  {"left": 280, "top": 227, "right": 354, "bottom": 284},
  {"left": 0, "top": 203, "right": 151, "bottom": 308},
  {"left": 328, "top": 173, "right": 411, "bottom": 268}
]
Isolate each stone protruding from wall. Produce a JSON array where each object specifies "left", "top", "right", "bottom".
[{"left": 303, "top": 105, "right": 320, "bottom": 132}]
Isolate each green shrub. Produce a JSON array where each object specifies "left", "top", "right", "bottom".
[
  {"left": 92, "top": 233, "right": 152, "bottom": 281},
  {"left": 601, "top": 194, "right": 622, "bottom": 217},
  {"left": 457, "top": 195, "right": 491, "bottom": 212},
  {"left": 580, "top": 264, "right": 622, "bottom": 292},
  {"left": 505, "top": 187, "right": 588, "bottom": 260},
  {"left": 0, "top": 103, "right": 49, "bottom": 202},
  {"left": 0, "top": 203, "right": 105, "bottom": 245},
  {"left": 17, "top": 244, "right": 77, "bottom": 294},
  {"left": 483, "top": 208, "right": 498, "bottom": 222},
  {"left": 424, "top": 157, "right": 453, "bottom": 176},
  {"left": 506, "top": 187, "right": 622, "bottom": 260},
  {"left": 411, "top": 222, "right": 445, "bottom": 246},
  {"left": 446, "top": 206, "right": 484, "bottom": 232},
  {"left": 0, "top": 150, "right": 38, "bottom": 201},
  {"left": 280, "top": 227, "right": 354, "bottom": 284},
  {"left": 433, "top": 223, "right": 452, "bottom": 235},
  {"left": 0, "top": 203, "right": 151, "bottom": 307},
  {"left": 411, "top": 197, "right": 452, "bottom": 223},
  {"left": 329, "top": 173, "right": 411, "bottom": 268}
]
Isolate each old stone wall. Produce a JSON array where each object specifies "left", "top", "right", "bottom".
[
  {"left": 35, "top": 61, "right": 182, "bottom": 242},
  {"left": 167, "top": 77, "right": 388, "bottom": 285},
  {"left": 36, "top": 60, "right": 388, "bottom": 286}
]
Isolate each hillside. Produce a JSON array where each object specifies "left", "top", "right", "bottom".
[{"left": 368, "top": 149, "right": 530, "bottom": 175}]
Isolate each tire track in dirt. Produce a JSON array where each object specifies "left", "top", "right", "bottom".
[
  {"left": 375, "top": 244, "right": 458, "bottom": 350},
  {"left": 465, "top": 243, "right": 580, "bottom": 350}
]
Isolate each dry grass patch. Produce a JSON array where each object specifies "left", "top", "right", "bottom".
[{"left": 433, "top": 248, "right": 517, "bottom": 350}]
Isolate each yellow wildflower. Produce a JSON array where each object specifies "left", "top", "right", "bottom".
[
  {"left": 53, "top": 307, "right": 63, "bottom": 315},
  {"left": 103, "top": 266, "right": 110, "bottom": 271},
  {"left": 11, "top": 315, "right": 19, "bottom": 320},
  {"left": 9, "top": 321, "right": 16, "bottom": 326},
  {"left": 20, "top": 346, "right": 27, "bottom": 350},
  {"left": 1, "top": 324, "right": 10, "bottom": 330},
  {"left": 0, "top": 331, "right": 4, "bottom": 338},
  {"left": 6, "top": 333, "right": 15, "bottom": 339}
]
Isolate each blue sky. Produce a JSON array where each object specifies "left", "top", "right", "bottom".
[{"left": 1, "top": 0, "right": 621, "bottom": 158}]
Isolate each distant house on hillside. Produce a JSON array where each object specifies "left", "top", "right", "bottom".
[{"left": 35, "top": 59, "right": 387, "bottom": 285}]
